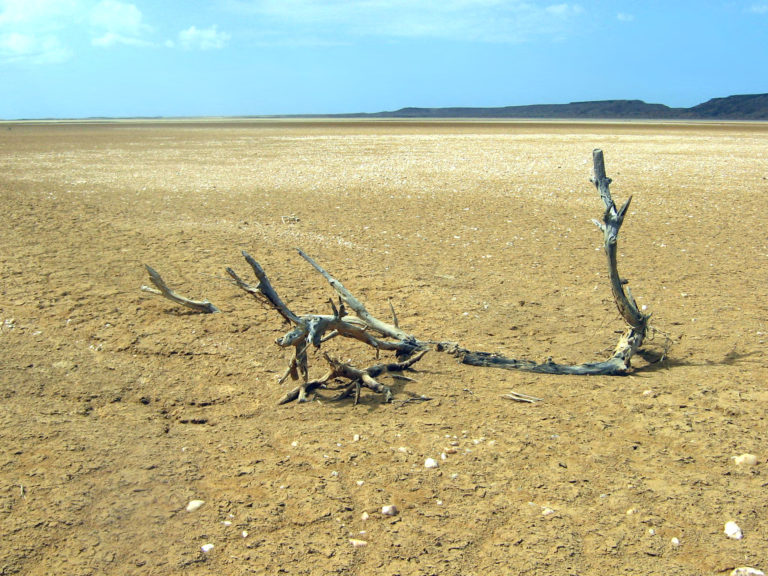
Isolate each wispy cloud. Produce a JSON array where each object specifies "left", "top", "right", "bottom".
[
  {"left": 177, "top": 25, "right": 230, "bottom": 50},
  {"left": 0, "top": 30, "right": 72, "bottom": 63},
  {"left": 0, "top": 0, "right": 82, "bottom": 62},
  {"left": 228, "top": 0, "right": 585, "bottom": 44},
  {"left": 748, "top": 4, "right": 768, "bottom": 14},
  {"left": 90, "top": 0, "right": 152, "bottom": 47},
  {"left": 617, "top": 12, "right": 634, "bottom": 22}
]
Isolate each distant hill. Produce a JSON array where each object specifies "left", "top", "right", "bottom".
[{"left": 339, "top": 94, "right": 768, "bottom": 120}]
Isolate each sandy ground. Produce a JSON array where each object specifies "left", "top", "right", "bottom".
[{"left": 1, "top": 119, "right": 767, "bottom": 575}]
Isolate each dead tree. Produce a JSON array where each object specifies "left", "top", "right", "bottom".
[
  {"left": 442, "top": 148, "right": 650, "bottom": 374},
  {"left": 142, "top": 149, "right": 660, "bottom": 405},
  {"left": 225, "top": 251, "right": 429, "bottom": 403}
]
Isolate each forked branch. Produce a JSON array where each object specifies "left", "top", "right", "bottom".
[{"left": 227, "top": 250, "right": 427, "bottom": 401}]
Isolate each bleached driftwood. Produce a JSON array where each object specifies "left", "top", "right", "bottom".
[
  {"left": 444, "top": 148, "right": 649, "bottom": 374},
  {"left": 277, "top": 350, "right": 428, "bottom": 405},
  {"left": 141, "top": 265, "right": 220, "bottom": 313},
  {"left": 142, "top": 149, "right": 660, "bottom": 406},
  {"left": 227, "top": 250, "right": 429, "bottom": 403}
]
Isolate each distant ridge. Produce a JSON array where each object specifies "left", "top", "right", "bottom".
[{"left": 336, "top": 94, "right": 768, "bottom": 120}]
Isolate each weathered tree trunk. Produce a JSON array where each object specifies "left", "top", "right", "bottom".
[{"left": 446, "top": 148, "right": 649, "bottom": 374}]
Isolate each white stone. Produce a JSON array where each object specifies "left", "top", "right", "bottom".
[
  {"left": 201, "top": 543, "right": 214, "bottom": 553},
  {"left": 349, "top": 539, "right": 367, "bottom": 547},
  {"left": 670, "top": 537, "right": 681, "bottom": 547},
  {"left": 186, "top": 499, "right": 205, "bottom": 512},
  {"left": 731, "top": 568, "right": 765, "bottom": 576},
  {"left": 381, "top": 504, "right": 399, "bottom": 516},
  {"left": 733, "top": 454, "right": 758, "bottom": 466},
  {"left": 725, "top": 521, "right": 743, "bottom": 540},
  {"left": 424, "top": 457, "right": 439, "bottom": 469}
]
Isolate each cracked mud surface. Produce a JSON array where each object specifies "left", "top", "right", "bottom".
[{"left": 1, "top": 119, "right": 767, "bottom": 575}]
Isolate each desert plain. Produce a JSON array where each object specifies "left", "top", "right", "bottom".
[{"left": 1, "top": 119, "right": 767, "bottom": 575}]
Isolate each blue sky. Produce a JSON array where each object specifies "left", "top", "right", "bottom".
[{"left": 1, "top": 0, "right": 767, "bottom": 118}]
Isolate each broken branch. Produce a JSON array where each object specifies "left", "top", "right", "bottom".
[{"left": 141, "top": 265, "right": 219, "bottom": 313}]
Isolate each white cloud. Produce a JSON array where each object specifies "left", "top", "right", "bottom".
[
  {"left": 178, "top": 25, "right": 230, "bottom": 50},
  {"left": 89, "top": 0, "right": 152, "bottom": 47},
  {"left": 0, "top": 31, "right": 72, "bottom": 63},
  {"left": 0, "top": 0, "right": 82, "bottom": 27},
  {"left": 748, "top": 4, "right": 768, "bottom": 14},
  {"left": 90, "top": 0, "right": 144, "bottom": 34},
  {"left": 0, "top": 0, "right": 82, "bottom": 63},
  {"left": 228, "top": 0, "right": 585, "bottom": 44},
  {"left": 91, "top": 31, "right": 153, "bottom": 47},
  {"left": 617, "top": 12, "right": 635, "bottom": 22}
]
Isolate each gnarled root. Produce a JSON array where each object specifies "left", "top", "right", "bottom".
[{"left": 278, "top": 350, "right": 428, "bottom": 405}]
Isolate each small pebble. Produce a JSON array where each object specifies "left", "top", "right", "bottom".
[
  {"left": 361, "top": 512, "right": 369, "bottom": 521},
  {"left": 424, "top": 458, "right": 439, "bottom": 469},
  {"left": 353, "top": 434, "right": 360, "bottom": 442},
  {"left": 731, "top": 568, "right": 765, "bottom": 576},
  {"left": 356, "top": 480, "right": 364, "bottom": 486},
  {"left": 725, "top": 521, "right": 743, "bottom": 540},
  {"left": 186, "top": 499, "right": 205, "bottom": 512},
  {"left": 201, "top": 543, "right": 214, "bottom": 553},
  {"left": 733, "top": 454, "right": 758, "bottom": 466},
  {"left": 349, "top": 539, "right": 367, "bottom": 547},
  {"left": 648, "top": 528, "right": 656, "bottom": 536},
  {"left": 381, "top": 504, "right": 399, "bottom": 516},
  {"left": 670, "top": 537, "right": 681, "bottom": 547}
]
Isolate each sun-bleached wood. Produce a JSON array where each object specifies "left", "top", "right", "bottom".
[{"left": 141, "top": 265, "right": 220, "bottom": 313}]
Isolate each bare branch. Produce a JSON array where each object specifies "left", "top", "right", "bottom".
[
  {"left": 228, "top": 251, "right": 301, "bottom": 325},
  {"left": 278, "top": 350, "right": 428, "bottom": 405},
  {"left": 439, "top": 149, "right": 652, "bottom": 375},
  {"left": 296, "top": 248, "right": 414, "bottom": 343},
  {"left": 141, "top": 265, "right": 219, "bottom": 313}
]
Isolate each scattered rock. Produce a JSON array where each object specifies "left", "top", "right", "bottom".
[
  {"left": 186, "top": 499, "right": 205, "bottom": 512},
  {"left": 724, "top": 521, "right": 743, "bottom": 540},
  {"left": 731, "top": 568, "right": 765, "bottom": 576},
  {"left": 349, "top": 539, "right": 367, "bottom": 547},
  {"left": 381, "top": 504, "right": 399, "bottom": 516},
  {"left": 200, "top": 543, "right": 214, "bottom": 553},
  {"left": 733, "top": 454, "right": 758, "bottom": 466},
  {"left": 424, "top": 457, "right": 439, "bottom": 469}
]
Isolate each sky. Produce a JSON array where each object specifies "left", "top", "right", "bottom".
[{"left": 1, "top": 0, "right": 767, "bottom": 119}]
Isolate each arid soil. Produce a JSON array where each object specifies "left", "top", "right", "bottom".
[{"left": 1, "top": 119, "right": 767, "bottom": 575}]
